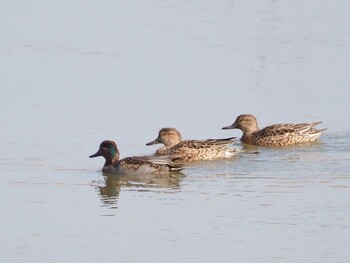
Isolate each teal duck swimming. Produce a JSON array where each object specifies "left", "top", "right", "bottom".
[
  {"left": 146, "top": 128, "right": 240, "bottom": 161},
  {"left": 222, "top": 114, "right": 326, "bottom": 147},
  {"left": 90, "top": 140, "right": 184, "bottom": 174}
]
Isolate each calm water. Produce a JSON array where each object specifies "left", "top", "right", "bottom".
[{"left": 1, "top": 1, "right": 350, "bottom": 262}]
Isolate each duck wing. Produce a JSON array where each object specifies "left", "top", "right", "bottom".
[
  {"left": 258, "top": 122, "right": 324, "bottom": 137},
  {"left": 172, "top": 137, "right": 237, "bottom": 150},
  {"left": 119, "top": 156, "right": 184, "bottom": 172}
]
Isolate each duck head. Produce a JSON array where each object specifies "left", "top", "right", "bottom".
[
  {"left": 222, "top": 114, "right": 259, "bottom": 134},
  {"left": 146, "top": 128, "right": 182, "bottom": 147},
  {"left": 89, "top": 140, "right": 120, "bottom": 165}
]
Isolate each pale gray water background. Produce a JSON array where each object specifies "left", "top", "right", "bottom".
[{"left": 1, "top": 0, "right": 350, "bottom": 262}]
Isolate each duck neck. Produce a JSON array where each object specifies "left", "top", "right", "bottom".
[
  {"left": 104, "top": 150, "right": 120, "bottom": 167},
  {"left": 241, "top": 133, "right": 255, "bottom": 144},
  {"left": 165, "top": 136, "right": 181, "bottom": 147},
  {"left": 242, "top": 125, "right": 259, "bottom": 135}
]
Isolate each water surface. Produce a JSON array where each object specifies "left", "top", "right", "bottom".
[{"left": 1, "top": 1, "right": 350, "bottom": 262}]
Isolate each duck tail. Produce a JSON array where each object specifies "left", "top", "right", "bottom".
[{"left": 169, "top": 163, "right": 186, "bottom": 172}]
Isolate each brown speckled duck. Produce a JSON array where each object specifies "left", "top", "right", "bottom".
[
  {"left": 90, "top": 140, "right": 184, "bottom": 175},
  {"left": 146, "top": 128, "right": 240, "bottom": 161},
  {"left": 222, "top": 114, "right": 326, "bottom": 147}
]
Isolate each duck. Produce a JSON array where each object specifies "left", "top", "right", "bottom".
[
  {"left": 222, "top": 114, "right": 326, "bottom": 146},
  {"left": 89, "top": 140, "right": 184, "bottom": 175},
  {"left": 146, "top": 128, "right": 240, "bottom": 161}
]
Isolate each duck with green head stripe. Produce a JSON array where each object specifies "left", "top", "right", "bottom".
[{"left": 90, "top": 140, "right": 184, "bottom": 175}]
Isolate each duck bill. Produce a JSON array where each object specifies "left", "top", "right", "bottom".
[
  {"left": 222, "top": 123, "right": 237, "bottom": 130},
  {"left": 146, "top": 138, "right": 160, "bottom": 146},
  {"left": 89, "top": 151, "right": 101, "bottom": 158}
]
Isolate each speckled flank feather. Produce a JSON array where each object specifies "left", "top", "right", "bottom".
[
  {"left": 252, "top": 122, "right": 325, "bottom": 146},
  {"left": 223, "top": 114, "right": 326, "bottom": 147},
  {"left": 90, "top": 140, "right": 185, "bottom": 175},
  {"left": 159, "top": 139, "right": 240, "bottom": 161},
  {"left": 146, "top": 128, "right": 240, "bottom": 161},
  {"left": 118, "top": 156, "right": 184, "bottom": 172}
]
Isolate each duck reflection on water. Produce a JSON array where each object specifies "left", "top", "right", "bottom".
[{"left": 94, "top": 172, "right": 184, "bottom": 208}]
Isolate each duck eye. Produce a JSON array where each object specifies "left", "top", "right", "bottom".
[{"left": 101, "top": 143, "right": 109, "bottom": 149}]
